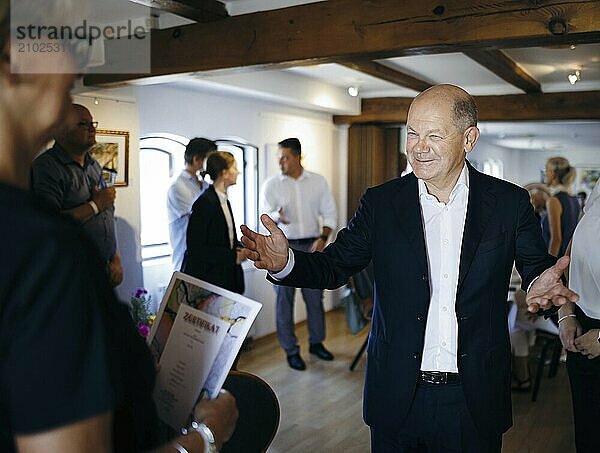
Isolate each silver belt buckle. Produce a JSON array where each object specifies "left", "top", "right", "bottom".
[{"left": 422, "top": 371, "right": 446, "bottom": 384}]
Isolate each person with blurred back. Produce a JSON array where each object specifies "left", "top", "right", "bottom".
[{"left": 0, "top": 2, "right": 237, "bottom": 451}]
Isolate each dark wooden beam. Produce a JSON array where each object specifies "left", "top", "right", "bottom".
[
  {"left": 337, "top": 59, "right": 432, "bottom": 92},
  {"left": 128, "top": 0, "right": 228, "bottom": 22},
  {"left": 85, "top": 0, "right": 600, "bottom": 86},
  {"left": 333, "top": 91, "right": 600, "bottom": 124},
  {"left": 464, "top": 49, "right": 541, "bottom": 93}
]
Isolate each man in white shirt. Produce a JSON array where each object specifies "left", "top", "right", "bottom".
[
  {"left": 167, "top": 137, "right": 215, "bottom": 271},
  {"left": 242, "top": 86, "right": 578, "bottom": 451},
  {"left": 261, "top": 138, "right": 338, "bottom": 370}
]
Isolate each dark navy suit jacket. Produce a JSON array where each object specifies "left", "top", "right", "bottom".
[{"left": 273, "top": 162, "right": 554, "bottom": 436}]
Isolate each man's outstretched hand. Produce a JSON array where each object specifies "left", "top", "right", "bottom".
[
  {"left": 240, "top": 214, "right": 290, "bottom": 273},
  {"left": 526, "top": 256, "right": 579, "bottom": 313}
]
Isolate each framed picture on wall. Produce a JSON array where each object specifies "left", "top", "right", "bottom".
[
  {"left": 574, "top": 165, "right": 600, "bottom": 196},
  {"left": 90, "top": 129, "right": 130, "bottom": 187}
]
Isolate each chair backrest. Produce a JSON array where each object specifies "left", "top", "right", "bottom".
[{"left": 220, "top": 370, "right": 280, "bottom": 453}]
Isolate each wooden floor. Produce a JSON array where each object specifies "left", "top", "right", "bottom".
[{"left": 237, "top": 308, "right": 575, "bottom": 453}]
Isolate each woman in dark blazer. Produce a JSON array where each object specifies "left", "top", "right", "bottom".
[{"left": 184, "top": 151, "right": 245, "bottom": 294}]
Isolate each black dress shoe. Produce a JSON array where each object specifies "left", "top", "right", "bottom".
[
  {"left": 287, "top": 353, "right": 306, "bottom": 370},
  {"left": 309, "top": 343, "right": 334, "bottom": 361}
]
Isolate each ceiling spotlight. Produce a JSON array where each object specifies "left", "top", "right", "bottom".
[
  {"left": 568, "top": 69, "right": 581, "bottom": 85},
  {"left": 93, "top": 97, "right": 100, "bottom": 105},
  {"left": 347, "top": 86, "right": 359, "bottom": 97}
]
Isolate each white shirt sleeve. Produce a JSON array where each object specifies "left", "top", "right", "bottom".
[
  {"left": 526, "top": 275, "right": 540, "bottom": 293},
  {"left": 260, "top": 178, "right": 281, "bottom": 222},
  {"left": 318, "top": 177, "right": 338, "bottom": 230},
  {"left": 167, "top": 183, "right": 191, "bottom": 221},
  {"left": 270, "top": 249, "right": 295, "bottom": 280}
]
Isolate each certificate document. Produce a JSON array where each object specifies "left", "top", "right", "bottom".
[
  {"left": 153, "top": 305, "right": 228, "bottom": 429},
  {"left": 148, "top": 272, "right": 262, "bottom": 430}
]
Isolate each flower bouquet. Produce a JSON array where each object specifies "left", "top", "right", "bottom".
[{"left": 130, "top": 288, "right": 156, "bottom": 337}]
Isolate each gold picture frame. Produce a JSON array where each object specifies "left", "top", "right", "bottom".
[{"left": 90, "top": 129, "right": 130, "bottom": 187}]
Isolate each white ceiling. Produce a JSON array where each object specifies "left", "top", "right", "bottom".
[{"left": 479, "top": 121, "right": 600, "bottom": 154}]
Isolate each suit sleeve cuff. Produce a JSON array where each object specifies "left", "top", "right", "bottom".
[
  {"left": 270, "top": 249, "right": 295, "bottom": 280},
  {"left": 526, "top": 275, "right": 540, "bottom": 293}
]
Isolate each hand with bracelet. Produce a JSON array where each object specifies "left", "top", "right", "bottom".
[
  {"left": 558, "top": 302, "right": 582, "bottom": 353},
  {"left": 173, "top": 389, "right": 238, "bottom": 453}
]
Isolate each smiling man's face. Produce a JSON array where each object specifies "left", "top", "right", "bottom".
[{"left": 406, "top": 91, "right": 468, "bottom": 188}]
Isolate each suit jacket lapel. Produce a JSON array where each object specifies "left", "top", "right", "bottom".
[
  {"left": 394, "top": 174, "right": 428, "bottom": 274},
  {"left": 457, "top": 163, "right": 497, "bottom": 293}
]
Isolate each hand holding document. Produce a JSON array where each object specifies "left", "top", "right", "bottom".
[{"left": 148, "top": 272, "right": 261, "bottom": 430}]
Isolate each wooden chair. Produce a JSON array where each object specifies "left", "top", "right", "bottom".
[{"left": 221, "top": 371, "right": 280, "bottom": 453}]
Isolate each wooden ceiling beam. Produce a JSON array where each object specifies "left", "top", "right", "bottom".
[
  {"left": 333, "top": 91, "right": 600, "bottom": 124},
  {"left": 464, "top": 49, "right": 541, "bottom": 93},
  {"left": 128, "top": 0, "right": 228, "bottom": 23},
  {"left": 337, "top": 59, "right": 432, "bottom": 92},
  {"left": 85, "top": 0, "right": 600, "bottom": 86}
]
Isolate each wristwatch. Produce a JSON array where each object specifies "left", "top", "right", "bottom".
[
  {"left": 320, "top": 234, "right": 329, "bottom": 242},
  {"left": 192, "top": 421, "right": 218, "bottom": 453}
]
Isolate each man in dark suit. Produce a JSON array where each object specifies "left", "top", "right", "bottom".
[{"left": 240, "top": 84, "right": 578, "bottom": 452}]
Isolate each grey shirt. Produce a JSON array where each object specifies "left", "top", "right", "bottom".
[{"left": 31, "top": 144, "right": 117, "bottom": 263}]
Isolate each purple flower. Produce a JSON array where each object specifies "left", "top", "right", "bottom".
[
  {"left": 138, "top": 324, "right": 150, "bottom": 337},
  {"left": 134, "top": 287, "right": 149, "bottom": 299}
]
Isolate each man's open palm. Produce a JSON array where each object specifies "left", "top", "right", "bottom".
[
  {"left": 240, "top": 214, "right": 290, "bottom": 272},
  {"left": 526, "top": 256, "right": 579, "bottom": 313}
]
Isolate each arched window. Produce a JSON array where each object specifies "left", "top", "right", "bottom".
[{"left": 140, "top": 133, "right": 188, "bottom": 261}]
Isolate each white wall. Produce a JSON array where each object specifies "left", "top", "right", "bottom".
[
  {"left": 73, "top": 91, "right": 143, "bottom": 303},
  {"left": 135, "top": 84, "right": 348, "bottom": 339},
  {"left": 513, "top": 148, "right": 600, "bottom": 188},
  {"left": 470, "top": 139, "right": 519, "bottom": 184}
]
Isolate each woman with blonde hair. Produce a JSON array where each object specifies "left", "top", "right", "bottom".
[
  {"left": 185, "top": 152, "right": 245, "bottom": 294},
  {"left": 542, "top": 156, "right": 580, "bottom": 257}
]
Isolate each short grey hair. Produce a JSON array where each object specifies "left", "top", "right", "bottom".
[{"left": 452, "top": 95, "right": 478, "bottom": 132}]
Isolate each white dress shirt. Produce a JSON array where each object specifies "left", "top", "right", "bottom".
[
  {"left": 261, "top": 170, "right": 337, "bottom": 239},
  {"left": 167, "top": 170, "right": 208, "bottom": 271},
  {"left": 569, "top": 181, "right": 600, "bottom": 319},
  {"left": 273, "top": 165, "right": 470, "bottom": 373},
  {"left": 419, "top": 165, "right": 469, "bottom": 372},
  {"left": 215, "top": 188, "right": 235, "bottom": 249}
]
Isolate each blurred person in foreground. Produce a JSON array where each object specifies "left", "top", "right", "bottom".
[
  {"left": 558, "top": 181, "right": 600, "bottom": 453},
  {"left": 241, "top": 84, "right": 578, "bottom": 452},
  {"left": 0, "top": 1, "right": 236, "bottom": 452}
]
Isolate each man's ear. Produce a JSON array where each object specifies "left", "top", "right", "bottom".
[{"left": 463, "top": 126, "right": 480, "bottom": 154}]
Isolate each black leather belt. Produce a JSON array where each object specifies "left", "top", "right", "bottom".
[{"left": 420, "top": 371, "right": 461, "bottom": 385}]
